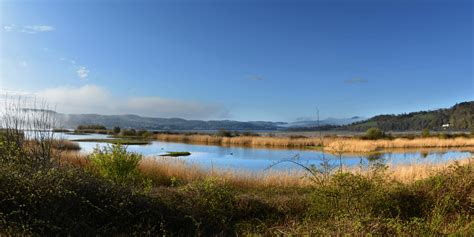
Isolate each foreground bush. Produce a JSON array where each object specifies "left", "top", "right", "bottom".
[{"left": 88, "top": 144, "right": 151, "bottom": 191}]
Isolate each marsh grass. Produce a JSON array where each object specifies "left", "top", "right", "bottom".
[
  {"left": 59, "top": 152, "right": 473, "bottom": 188},
  {"left": 51, "top": 139, "right": 81, "bottom": 151},
  {"left": 154, "top": 134, "right": 474, "bottom": 153}
]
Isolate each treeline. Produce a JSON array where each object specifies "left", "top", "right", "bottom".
[
  {"left": 343, "top": 101, "right": 474, "bottom": 131},
  {"left": 76, "top": 124, "right": 107, "bottom": 130}
]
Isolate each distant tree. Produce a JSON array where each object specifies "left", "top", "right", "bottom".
[
  {"left": 364, "top": 128, "right": 384, "bottom": 140},
  {"left": 77, "top": 124, "right": 106, "bottom": 130},
  {"left": 113, "top": 126, "right": 121, "bottom": 134},
  {"left": 217, "top": 129, "right": 233, "bottom": 137},
  {"left": 422, "top": 128, "right": 430, "bottom": 138},
  {"left": 121, "top": 129, "right": 137, "bottom": 136}
]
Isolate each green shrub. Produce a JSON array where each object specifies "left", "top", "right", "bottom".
[
  {"left": 120, "top": 129, "right": 137, "bottom": 136},
  {"left": 88, "top": 144, "right": 150, "bottom": 190},
  {"left": 364, "top": 127, "right": 385, "bottom": 140},
  {"left": 179, "top": 177, "right": 238, "bottom": 234},
  {"left": 422, "top": 128, "right": 430, "bottom": 137},
  {"left": 217, "top": 129, "right": 234, "bottom": 137},
  {"left": 136, "top": 130, "right": 153, "bottom": 138},
  {"left": 113, "top": 126, "right": 121, "bottom": 134},
  {"left": 308, "top": 172, "right": 389, "bottom": 220}
]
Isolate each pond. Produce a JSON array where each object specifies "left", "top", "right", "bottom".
[{"left": 56, "top": 133, "right": 472, "bottom": 172}]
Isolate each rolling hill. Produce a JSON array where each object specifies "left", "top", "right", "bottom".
[{"left": 342, "top": 101, "right": 474, "bottom": 131}]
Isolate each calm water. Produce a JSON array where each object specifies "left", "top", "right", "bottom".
[{"left": 56, "top": 133, "right": 472, "bottom": 172}]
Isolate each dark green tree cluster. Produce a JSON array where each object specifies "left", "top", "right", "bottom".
[{"left": 345, "top": 101, "right": 474, "bottom": 131}]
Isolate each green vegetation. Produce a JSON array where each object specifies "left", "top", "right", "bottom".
[
  {"left": 159, "top": 151, "right": 191, "bottom": 157},
  {"left": 74, "top": 124, "right": 109, "bottom": 134},
  {"left": 363, "top": 127, "right": 386, "bottom": 140},
  {"left": 216, "top": 129, "right": 260, "bottom": 137},
  {"left": 89, "top": 144, "right": 151, "bottom": 190},
  {"left": 71, "top": 138, "right": 151, "bottom": 145},
  {"left": 422, "top": 128, "right": 431, "bottom": 137},
  {"left": 77, "top": 124, "right": 107, "bottom": 130},
  {"left": 116, "top": 129, "right": 153, "bottom": 138}
]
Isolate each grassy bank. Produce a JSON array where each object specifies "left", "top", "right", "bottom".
[{"left": 153, "top": 133, "right": 474, "bottom": 153}]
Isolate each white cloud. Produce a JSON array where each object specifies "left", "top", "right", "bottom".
[
  {"left": 34, "top": 84, "right": 227, "bottom": 119},
  {"left": 3, "top": 24, "right": 14, "bottom": 32},
  {"left": 21, "top": 25, "right": 55, "bottom": 33},
  {"left": 76, "top": 66, "right": 89, "bottom": 79},
  {"left": 2, "top": 24, "right": 55, "bottom": 33},
  {"left": 36, "top": 85, "right": 110, "bottom": 112}
]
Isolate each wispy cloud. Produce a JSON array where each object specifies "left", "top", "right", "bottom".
[
  {"left": 247, "top": 75, "right": 264, "bottom": 81},
  {"left": 21, "top": 25, "right": 55, "bottom": 33},
  {"left": 3, "top": 24, "right": 14, "bottom": 32},
  {"left": 2, "top": 24, "right": 55, "bottom": 33},
  {"left": 33, "top": 84, "right": 227, "bottom": 119},
  {"left": 344, "top": 78, "right": 368, "bottom": 84},
  {"left": 76, "top": 66, "right": 89, "bottom": 79}
]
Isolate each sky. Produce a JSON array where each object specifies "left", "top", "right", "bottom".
[{"left": 0, "top": 0, "right": 472, "bottom": 122}]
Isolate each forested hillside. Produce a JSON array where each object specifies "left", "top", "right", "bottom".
[{"left": 343, "top": 102, "right": 474, "bottom": 131}]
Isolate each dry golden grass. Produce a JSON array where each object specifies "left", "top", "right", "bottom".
[
  {"left": 57, "top": 151, "right": 472, "bottom": 187},
  {"left": 154, "top": 134, "right": 474, "bottom": 153},
  {"left": 139, "top": 157, "right": 310, "bottom": 188},
  {"left": 141, "top": 156, "right": 473, "bottom": 187},
  {"left": 384, "top": 158, "right": 473, "bottom": 183}
]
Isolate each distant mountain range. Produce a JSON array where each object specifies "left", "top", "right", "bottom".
[
  {"left": 53, "top": 101, "right": 473, "bottom": 131},
  {"left": 54, "top": 114, "right": 360, "bottom": 131},
  {"left": 56, "top": 114, "right": 285, "bottom": 131},
  {"left": 280, "top": 116, "right": 366, "bottom": 128}
]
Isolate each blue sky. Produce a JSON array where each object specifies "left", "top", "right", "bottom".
[{"left": 1, "top": 0, "right": 472, "bottom": 121}]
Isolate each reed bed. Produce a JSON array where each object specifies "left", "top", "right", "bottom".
[
  {"left": 154, "top": 134, "right": 474, "bottom": 153},
  {"left": 58, "top": 150, "right": 472, "bottom": 187},
  {"left": 139, "top": 157, "right": 311, "bottom": 188},
  {"left": 139, "top": 155, "right": 473, "bottom": 187}
]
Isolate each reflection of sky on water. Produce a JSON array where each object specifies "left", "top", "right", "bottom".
[{"left": 58, "top": 133, "right": 472, "bottom": 172}]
